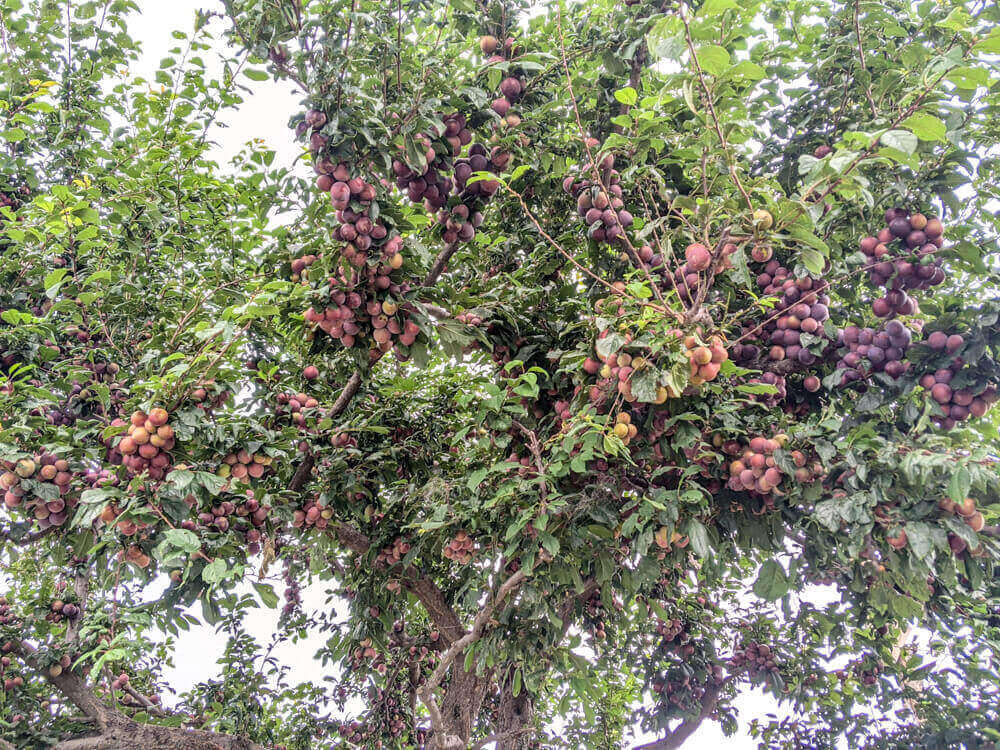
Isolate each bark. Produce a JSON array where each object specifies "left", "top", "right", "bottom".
[
  {"left": 17, "top": 642, "right": 262, "bottom": 750},
  {"left": 51, "top": 716, "right": 262, "bottom": 750},
  {"left": 632, "top": 681, "right": 727, "bottom": 750},
  {"left": 494, "top": 689, "right": 534, "bottom": 750},
  {"left": 419, "top": 569, "right": 529, "bottom": 749}
]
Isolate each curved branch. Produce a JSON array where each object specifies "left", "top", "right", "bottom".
[
  {"left": 332, "top": 522, "right": 466, "bottom": 645},
  {"left": 633, "top": 674, "right": 738, "bottom": 750},
  {"left": 418, "top": 568, "right": 529, "bottom": 748},
  {"left": 17, "top": 641, "right": 261, "bottom": 750}
]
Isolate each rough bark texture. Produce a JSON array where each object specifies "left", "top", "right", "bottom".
[
  {"left": 51, "top": 716, "right": 262, "bottom": 750},
  {"left": 633, "top": 682, "right": 725, "bottom": 750},
  {"left": 18, "top": 642, "right": 262, "bottom": 750},
  {"left": 495, "top": 690, "right": 534, "bottom": 750}
]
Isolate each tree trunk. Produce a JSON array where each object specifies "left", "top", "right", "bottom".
[{"left": 495, "top": 689, "right": 534, "bottom": 750}]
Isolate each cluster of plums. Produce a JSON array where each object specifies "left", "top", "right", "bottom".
[
  {"left": 274, "top": 391, "right": 321, "bottom": 433},
  {"left": 375, "top": 537, "right": 412, "bottom": 568},
  {"left": 730, "top": 641, "right": 779, "bottom": 678},
  {"left": 562, "top": 150, "right": 633, "bottom": 244},
  {"left": 45, "top": 360, "right": 123, "bottom": 426},
  {"left": 183, "top": 492, "right": 269, "bottom": 552},
  {"left": 454, "top": 310, "right": 485, "bottom": 326},
  {"left": 915, "top": 330, "right": 997, "bottom": 428},
  {"left": 683, "top": 332, "right": 728, "bottom": 386},
  {"left": 216, "top": 449, "right": 273, "bottom": 483},
  {"left": 836, "top": 319, "right": 912, "bottom": 385},
  {"left": 743, "top": 372, "right": 786, "bottom": 406},
  {"left": 442, "top": 530, "right": 475, "bottom": 564},
  {"left": 664, "top": 242, "right": 736, "bottom": 306},
  {"left": 440, "top": 143, "right": 509, "bottom": 245},
  {"left": 582, "top": 589, "right": 609, "bottom": 641},
  {"left": 304, "top": 277, "right": 420, "bottom": 353},
  {"left": 611, "top": 411, "right": 639, "bottom": 446},
  {"left": 188, "top": 379, "right": 229, "bottom": 412},
  {"left": 734, "top": 262, "right": 831, "bottom": 369},
  {"left": 1, "top": 453, "right": 77, "bottom": 529},
  {"left": 291, "top": 496, "right": 333, "bottom": 531},
  {"left": 938, "top": 496, "right": 988, "bottom": 554},
  {"left": 298, "top": 118, "right": 424, "bottom": 356},
  {"left": 860, "top": 209, "right": 946, "bottom": 316},
  {"left": 99, "top": 503, "right": 149, "bottom": 539},
  {"left": 586, "top": 330, "right": 660, "bottom": 405},
  {"left": 45, "top": 597, "right": 80, "bottom": 624},
  {"left": 281, "top": 559, "right": 303, "bottom": 617},
  {"left": 111, "top": 408, "right": 175, "bottom": 480},
  {"left": 393, "top": 133, "right": 455, "bottom": 210},
  {"left": 726, "top": 436, "right": 787, "bottom": 498},
  {"left": 0, "top": 640, "right": 25, "bottom": 693},
  {"left": 482, "top": 34, "right": 526, "bottom": 129},
  {"left": 918, "top": 364, "right": 998, "bottom": 430},
  {"left": 0, "top": 596, "right": 16, "bottom": 626}
]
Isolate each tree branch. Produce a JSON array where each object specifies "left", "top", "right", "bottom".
[
  {"left": 633, "top": 675, "right": 737, "bottom": 750},
  {"left": 424, "top": 242, "right": 460, "bottom": 286},
  {"left": 332, "top": 522, "right": 466, "bottom": 645},
  {"left": 17, "top": 641, "right": 261, "bottom": 750},
  {"left": 418, "top": 568, "right": 529, "bottom": 748}
]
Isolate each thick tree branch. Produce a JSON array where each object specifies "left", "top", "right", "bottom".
[
  {"left": 17, "top": 641, "right": 261, "bottom": 750},
  {"left": 65, "top": 572, "right": 89, "bottom": 645},
  {"left": 633, "top": 675, "right": 738, "bottom": 750},
  {"left": 418, "top": 568, "right": 529, "bottom": 748},
  {"left": 424, "top": 243, "right": 460, "bottom": 286},
  {"left": 332, "top": 522, "right": 466, "bottom": 645},
  {"left": 0, "top": 524, "right": 58, "bottom": 547}
]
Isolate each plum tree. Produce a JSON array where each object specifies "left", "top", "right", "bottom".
[{"left": 3, "top": 1, "right": 1000, "bottom": 750}]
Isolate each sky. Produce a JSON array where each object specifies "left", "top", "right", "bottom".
[{"left": 125, "top": 3, "right": 780, "bottom": 747}]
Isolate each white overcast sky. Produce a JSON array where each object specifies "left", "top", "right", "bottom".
[{"left": 125, "top": 2, "right": 779, "bottom": 747}]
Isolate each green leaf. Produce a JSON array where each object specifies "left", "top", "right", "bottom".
[
  {"left": 685, "top": 518, "right": 711, "bottom": 557},
  {"left": 753, "top": 559, "right": 789, "bottom": 601},
  {"left": 695, "top": 45, "right": 731, "bottom": 77},
  {"left": 631, "top": 368, "right": 660, "bottom": 403},
  {"left": 786, "top": 225, "right": 829, "bottom": 274},
  {"left": 946, "top": 66, "right": 988, "bottom": 90},
  {"left": 948, "top": 465, "right": 971, "bottom": 504},
  {"left": 243, "top": 69, "right": 270, "bottom": 81},
  {"left": 253, "top": 582, "right": 279, "bottom": 608},
  {"left": 901, "top": 113, "right": 947, "bottom": 142},
  {"left": 163, "top": 528, "right": 201, "bottom": 554},
  {"left": 700, "top": 0, "right": 738, "bottom": 15},
  {"left": 646, "top": 17, "right": 684, "bottom": 61},
  {"left": 2, "top": 128, "right": 27, "bottom": 143},
  {"left": 726, "top": 60, "right": 766, "bottom": 82},
  {"left": 595, "top": 332, "right": 625, "bottom": 359},
  {"left": 201, "top": 559, "right": 228, "bottom": 584},
  {"left": 880, "top": 130, "right": 917, "bottom": 155},
  {"left": 973, "top": 30, "right": 1000, "bottom": 54},
  {"left": 44, "top": 268, "right": 69, "bottom": 297},
  {"left": 539, "top": 531, "right": 560, "bottom": 557},
  {"left": 614, "top": 87, "right": 637, "bottom": 106},
  {"left": 167, "top": 469, "right": 195, "bottom": 491}
]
